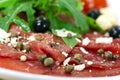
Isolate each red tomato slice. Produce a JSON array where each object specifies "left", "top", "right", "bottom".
[{"left": 81, "top": 0, "right": 107, "bottom": 13}]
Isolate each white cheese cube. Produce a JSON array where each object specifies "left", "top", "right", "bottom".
[
  {"left": 82, "top": 37, "right": 90, "bottom": 46},
  {"left": 96, "top": 15, "right": 116, "bottom": 30},
  {"left": 95, "top": 37, "right": 113, "bottom": 44}
]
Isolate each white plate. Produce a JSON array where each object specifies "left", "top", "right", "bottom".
[
  {"left": 0, "top": 67, "right": 120, "bottom": 80},
  {"left": 0, "top": 0, "right": 120, "bottom": 80}
]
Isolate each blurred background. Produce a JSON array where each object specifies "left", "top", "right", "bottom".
[{"left": 107, "top": 0, "right": 120, "bottom": 24}]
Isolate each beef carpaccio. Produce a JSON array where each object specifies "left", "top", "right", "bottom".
[
  {"left": 0, "top": 24, "right": 120, "bottom": 77},
  {"left": 0, "top": 0, "right": 120, "bottom": 78}
]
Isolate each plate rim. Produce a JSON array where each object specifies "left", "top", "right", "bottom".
[{"left": 0, "top": 67, "right": 120, "bottom": 80}]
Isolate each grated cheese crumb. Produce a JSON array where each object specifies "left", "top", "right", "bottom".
[
  {"left": 7, "top": 43, "right": 11, "bottom": 46},
  {"left": 4, "top": 38, "right": 10, "bottom": 43},
  {"left": 95, "top": 37, "right": 113, "bottom": 44},
  {"left": 20, "top": 55, "right": 27, "bottom": 62},
  {"left": 104, "top": 32, "right": 109, "bottom": 37},
  {"left": 27, "top": 36, "right": 36, "bottom": 41},
  {"left": 89, "top": 69, "right": 92, "bottom": 73},
  {"left": 87, "top": 61, "right": 93, "bottom": 65},
  {"left": 74, "top": 64, "right": 85, "bottom": 71},
  {"left": 82, "top": 37, "right": 90, "bottom": 46},
  {"left": 63, "top": 57, "right": 71, "bottom": 66},
  {"left": 93, "top": 32, "right": 98, "bottom": 35},
  {"left": 22, "top": 50, "right": 27, "bottom": 53},
  {"left": 75, "top": 38, "right": 81, "bottom": 43},
  {"left": 80, "top": 47, "right": 88, "bottom": 54},
  {"left": 10, "top": 38, "right": 18, "bottom": 47},
  {"left": 0, "top": 28, "right": 11, "bottom": 39},
  {"left": 62, "top": 51, "right": 68, "bottom": 57}
]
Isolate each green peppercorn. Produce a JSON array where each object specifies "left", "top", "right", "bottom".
[
  {"left": 104, "top": 51, "right": 113, "bottom": 59},
  {"left": 65, "top": 65, "right": 74, "bottom": 73},
  {"left": 97, "top": 49, "right": 104, "bottom": 55},
  {"left": 11, "top": 32, "right": 17, "bottom": 37},
  {"left": 39, "top": 54, "right": 47, "bottom": 62},
  {"left": 23, "top": 45, "right": 31, "bottom": 52},
  {"left": 112, "top": 55, "right": 119, "bottom": 60},
  {"left": 73, "top": 54, "right": 82, "bottom": 61},
  {"left": 36, "top": 37, "right": 42, "bottom": 41},
  {"left": 44, "top": 57, "right": 54, "bottom": 67},
  {"left": 16, "top": 42, "right": 23, "bottom": 50}
]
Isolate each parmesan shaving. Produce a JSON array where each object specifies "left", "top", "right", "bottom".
[
  {"left": 80, "top": 47, "right": 88, "bottom": 54},
  {"left": 96, "top": 37, "right": 113, "bottom": 44},
  {"left": 63, "top": 57, "right": 71, "bottom": 66},
  {"left": 74, "top": 64, "right": 85, "bottom": 71}
]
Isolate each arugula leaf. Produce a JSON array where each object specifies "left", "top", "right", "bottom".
[
  {"left": 0, "top": 1, "right": 35, "bottom": 32},
  {"left": 50, "top": 17, "right": 80, "bottom": 47},
  {"left": 58, "top": 0, "right": 89, "bottom": 33},
  {"left": 0, "top": 0, "right": 90, "bottom": 48},
  {"left": 0, "top": 0, "right": 17, "bottom": 8},
  {"left": 50, "top": 17, "right": 80, "bottom": 36},
  {"left": 87, "top": 16, "right": 104, "bottom": 32},
  {"left": 13, "top": 16, "right": 31, "bottom": 32},
  {"left": 0, "top": 2, "right": 26, "bottom": 31},
  {"left": 25, "top": 1, "right": 35, "bottom": 31},
  {"left": 62, "top": 37, "right": 78, "bottom": 48}
]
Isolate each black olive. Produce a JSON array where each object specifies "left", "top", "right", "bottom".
[
  {"left": 33, "top": 16, "right": 50, "bottom": 33},
  {"left": 109, "top": 25, "right": 120, "bottom": 38},
  {"left": 87, "top": 9, "right": 101, "bottom": 19}
]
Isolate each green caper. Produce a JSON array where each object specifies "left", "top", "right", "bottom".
[
  {"left": 67, "top": 33, "right": 72, "bottom": 38},
  {"left": 16, "top": 42, "right": 23, "bottom": 50},
  {"left": 73, "top": 54, "right": 82, "bottom": 61},
  {"left": 104, "top": 51, "right": 113, "bottom": 59},
  {"left": 11, "top": 32, "right": 17, "bottom": 37},
  {"left": 44, "top": 57, "right": 54, "bottom": 67},
  {"left": 97, "top": 49, "right": 104, "bottom": 55},
  {"left": 65, "top": 65, "right": 74, "bottom": 73},
  {"left": 39, "top": 54, "right": 47, "bottom": 62},
  {"left": 23, "top": 45, "right": 31, "bottom": 52}
]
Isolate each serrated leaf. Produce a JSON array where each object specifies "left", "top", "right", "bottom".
[
  {"left": 25, "top": 2, "right": 35, "bottom": 31},
  {"left": 50, "top": 17, "right": 80, "bottom": 47},
  {"left": 50, "top": 17, "right": 80, "bottom": 36},
  {"left": 58, "top": 0, "right": 89, "bottom": 33},
  {"left": 12, "top": 16, "right": 31, "bottom": 32},
  {"left": 0, "top": 1, "right": 34, "bottom": 32},
  {"left": 0, "top": 0, "right": 17, "bottom": 8}
]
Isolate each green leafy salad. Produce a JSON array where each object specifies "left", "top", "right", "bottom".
[{"left": 0, "top": 0, "right": 90, "bottom": 48}]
